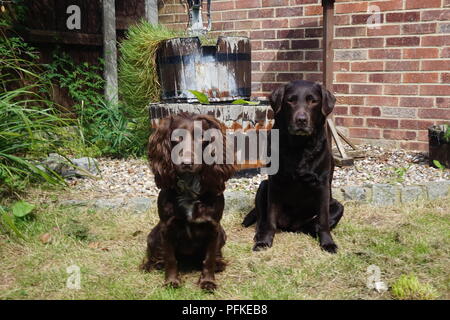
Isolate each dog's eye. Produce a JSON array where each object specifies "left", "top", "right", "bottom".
[
  {"left": 307, "top": 95, "right": 319, "bottom": 104},
  {"left": 287, "top": 96, "right": 297, "bottom": 102}
]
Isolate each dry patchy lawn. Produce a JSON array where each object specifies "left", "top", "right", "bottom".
[{"left": 1, "top": 194, "right": 449, "bottom": 300}]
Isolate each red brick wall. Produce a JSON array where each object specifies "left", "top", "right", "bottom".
[{"left": 158, "top": 0, "right": 450, "bottom": 151}]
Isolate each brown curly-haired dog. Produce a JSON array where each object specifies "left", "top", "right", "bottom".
[{"left": 141, "top": 113, "right": 235, "bottom": 291}]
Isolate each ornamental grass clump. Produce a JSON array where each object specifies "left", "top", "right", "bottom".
[
  {"left": 0, "top": 30, "right": 71, "bottom": 195},
  {"left": 118, "top": 21, "right": 181, "bottom": 115}
]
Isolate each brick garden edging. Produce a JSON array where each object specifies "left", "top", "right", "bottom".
[{"left": 60, "top": 180, "right": 450, "bottom": 213}]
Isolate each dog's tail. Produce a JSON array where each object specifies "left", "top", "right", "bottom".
[{"left": 242, "top": 208, "right": 257, "bottom": 227}]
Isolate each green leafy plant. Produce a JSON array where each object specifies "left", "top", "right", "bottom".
[
  {"left": 0, "top": 0, "right": 28, "bottom": 28},
  {"left": 43, "top": 51, "right": 105, "bottom": 114},
  {"left": 0, "top": 205, "right": 23, "bottom": 238},
  {"left": 11, "top": 200, "right": 35, "bottom": 218},
  {"left": 0, "top": 32, "right": 76, "bottom": 195},
  {"left": 394, "top": 166, "right": 409, "bottom": 181},
  {"left": 0, "top": 200, "right": 35, "bottom": 238},
  {"left": 443, "top": 124, "right": 450, "bottom": 142},
  {"left": 189, "top": 90, "right": 259, "bottom": 106},
  {"left": 43, "top": 52, "right": 148, "bottom": 157},
  {"left": 433, "top": 160, "right": 446, "bottom": 170},
  {"left": 0, "top": 81, "right": 69, "bottom": 194},
  {"left": 232, "top": 99, "right": 260, "bottom": 105},
  {"left": 188, "top": 90, "right": 210, "bottom": 104},
  {"left": 81, "top": 100, "right": 136, "bottom": 157},
  {"left": 0, "top": 34, "right": 41, "bottom": 92},
  {"left": 385, "top": 165, "right": 410, "bottom": 184}
]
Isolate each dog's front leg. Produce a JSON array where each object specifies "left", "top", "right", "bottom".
[
  {"left": 318, "top": 189, "right": 338, "bottom": 253},
  {"left": 253, "top": 185, "right": 279, "bottom": 251},
  {"left": 161, "top": 221, "right": 181, "bottom": 288},
  {"left": 199, "top": 221, "right": 219, "bottom": 291}
]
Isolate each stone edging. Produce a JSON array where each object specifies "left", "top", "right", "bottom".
[
  {"left": 333, "top": 180, "right": 450, "bottom": 205},
  {"left": 59, "top": 180, "right": 450, "bottom": 214}
]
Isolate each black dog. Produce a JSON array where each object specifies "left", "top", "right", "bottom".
[{"left": 242, "top": 80, "right": 344, "bottom": 253}]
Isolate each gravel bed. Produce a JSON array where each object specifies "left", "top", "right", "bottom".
[{"left": 66, "top": 145, "right": 450, "bottom": 200}]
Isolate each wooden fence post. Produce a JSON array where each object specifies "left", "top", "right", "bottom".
[
  {"left": 145, "top": 0, "right": 158, "bottom": 24},
  {"left": 102, "top": 0, "right": 118, "bottom": 104},
  {"left": 323, "top": 0, "right": 334, "bottom": 91}
]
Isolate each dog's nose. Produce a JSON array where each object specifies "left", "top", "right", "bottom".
[{"left": 295, "top": 113, "right": 308, "bottom": 126}]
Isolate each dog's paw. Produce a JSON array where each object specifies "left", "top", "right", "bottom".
[
  {"left": 321, "top": 242, "right": 338, "bottom": 254},
  {"left": 140, "top": 260, "right": 164, "bottom": 272},
  {"left": 199, "top": 279, "right": 217, "bottom": 292},
  {"left": 215, "top": 259, "right": 227, "bottom": 273},
  {"left": 253, "top": 241, "right": 271, "bottom": 251},
  {"left": 140, "top": 261, "right": 153, "bottom": 272},
  {"left": 140, "top": 263, "right": 150, "bottom": 272},
  {"left": 164, "top": 278, "right": 181, "bottom": 289}
]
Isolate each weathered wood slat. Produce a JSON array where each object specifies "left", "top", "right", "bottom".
[
  {"left": 148, "top": 103, "right": 274, "bottom": 131},
  {"left": 25, "top": 0, "right": 56, "bottom": 30},
  {"left": 103, "top": 0, "right": 119, "bottom": 104},
  {"left": 22, "top": 29, "right": 102, "bottom": 46}
]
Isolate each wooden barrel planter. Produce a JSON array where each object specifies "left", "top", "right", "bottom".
[
  {"left": 157, "top": 36, "right": 252, "bottom": 103},
  {"left": 151, "top": 35, "right": 274, "bottom": 170},
  {"left": 429, "top": 125, "right": 450, "bottom": 168}
]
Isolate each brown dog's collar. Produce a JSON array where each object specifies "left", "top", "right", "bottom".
[{"left": 176, "top": 175, "right": 201, "bottom": 198}]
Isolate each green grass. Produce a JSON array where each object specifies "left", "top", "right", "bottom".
[
  {"left": 0, "top": 196, "right": 448, "bottom": 300},
  {"left": 391, "top": 274, "right": 438, "bottom": 300}
]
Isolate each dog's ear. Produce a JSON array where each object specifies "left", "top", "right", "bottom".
[
  {"left": 195, "top": 114, "right": 236, "bottom": 194},
  {"left": 269, "top": 84, "right": 286, "bottom": 114},
  {"left": 148, "top": 116, "right": 176, "bottom": 189},
  {"left": 320, "top": 84, "right": 336, "bottom": 116},
  {"left": 195, "top": 114, "right": 222, "bottom": 131}
]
